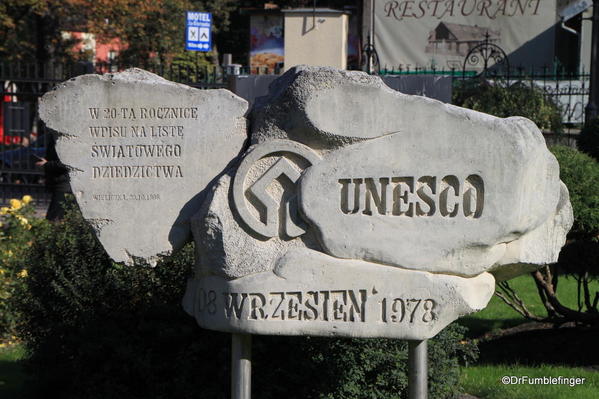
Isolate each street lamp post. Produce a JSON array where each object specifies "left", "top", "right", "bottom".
[{"left": 585, "top": 0, "right": 599, "bottom": 124}]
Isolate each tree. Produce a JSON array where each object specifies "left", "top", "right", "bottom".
[
  {"left": 453, "top": 79, "right": 563, "bottom": 133},
  {"left": 1, "top": 0, "right": 359, "bottom": 69},
  {"left": 579, "top": 117, "right": 599, "bottom": 161},
  {"left": 0, "top": 0, "right": 240, "bottom": 68},
  {"left": 74, "top": 0, "right": 187, "bottom": 68},
  {"left": 71, "top": 0, "right": 241, "bottom": 68},
  {"left": 496, "top": 146, "right": 599, "bottom": 325},
  {"left": 0, "top": 0, "right": 82, "bottom": 64}
]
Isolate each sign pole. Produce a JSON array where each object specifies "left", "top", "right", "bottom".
[
  {"left": 585, "top": 0, "right": 599, "bottom": 123},
  {"left": 368, "top": 0, "right": 375, "bottom": 74},
  {"left": 408, "top": 340, "right": 428, "bottom": 399},
  {"left": 231, "top": 333, "right": 252, "bottom": 399}
]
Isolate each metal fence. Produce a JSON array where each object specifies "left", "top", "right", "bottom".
[
  {"left": 514, "top": 70, "right": 589, "bottom": 127},
  {"left": 0, "top": 61, "right": 272, "bottom": 206},
  {"left": 1, "top": 64, "right": 57, "bottom": 207},
  {"left": 380, "top": 65, "right": 590, "bottom": 129},
  {"left": 377, "top": 38, "right": 590, "bottom": 129},
  {"left": 0, "top": 61, "right": 589, "bottom": 207}
]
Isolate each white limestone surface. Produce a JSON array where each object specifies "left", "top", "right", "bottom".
[
  {"left": 299, "top": 116, "right": 568, "bottom": 276},
  {"left": 39, "top": 69, "right": 247, "bottom": 264},
  {"left": 183, "top": 249, "right": 495, "bottom": 339},
  {"left": 491, "top": 182, "right": 573, "bottom": 281},
  {"left": 191, "top": 172, "right": 321, "bottom": 279},
  {"left": 251, "top": 66, "right": 391, "bottom": 151}
]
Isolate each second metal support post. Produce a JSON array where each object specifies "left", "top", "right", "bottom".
[
  {"left": 231, "top": 333, "right": 252, "bottom": 399},
  {"left": 585, "top": 0, "right": 599, "bottom": 122},
  {"left": 230, "top": 334, "right": 426, "bottom": 399},
  {"left": 408, "top": 340, "right": 428, "bottom": 399}
]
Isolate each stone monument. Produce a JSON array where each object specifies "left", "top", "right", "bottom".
[
  {"left": 183, "top": 66, "right": 572, "bottom": 339},
  {"left": 39, "top": 69, "right": 247, "bottom": 264},
  {"left": 39, "top": 66, "right": 573, "bottom": 399}
]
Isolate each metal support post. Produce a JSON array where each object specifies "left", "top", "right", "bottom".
[
  {"left": 585, "top": 0, "right": 599, "bottom": 123},
  {"left": 408, "top": 340, "right": 428, "bottom": 399},
  {"left": 361, "top": 0, "right": 376, "bottom": 74},
  {"left": 368, "top": 0, "right": 375, "bottom": 74},
  {"left": 231, "top": 333, "right": 252, "bottom": 399}
]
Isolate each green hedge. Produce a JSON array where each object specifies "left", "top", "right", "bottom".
[
  {"left": 550, "top": 146, "right": 599, "bottom": 238},
  {"left": 453, "top": 79, "right": 563, "bottom": 133},
  {"left": 14, "top": 206, "right": 477, "bottom": 399},
  {"left": 550, "top": 146, "right": 599, "bottom": 280}
]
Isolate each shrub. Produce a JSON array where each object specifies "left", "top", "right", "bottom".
[
  {"left": 0, "top": 196, "right": 49, "bottom": 340},
  {"left": 252, "top": 324, "right": 477, "bottom": 399},
  {"left": 551, "top": 146, "right": 599, "bottom": 288},
  {"left": 453, "top": 79, "right": 563, "bottom": 133},
  {"left": 550, "top": 146, "right": 599, "bottom": 238},
  {"left": 579, "top": 117, "right": 599, "bottom": 161},
  {"left": 15, "top": 206, "right": 477, "bottom": 399}
]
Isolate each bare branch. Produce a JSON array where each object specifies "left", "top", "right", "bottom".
[
  {"left": 532, "top": 268, "right": 557, "bottom": 318},
  {"left": 583, "top": 273, "right": 593, "bottom": 312},
  {"left": 577, "top": 276, "right": 583, "bottom": 312},
  {"left": 532, "top": 269, "right": 599, "bottom": 323},
  {"left": 495, "top": 280, "right": 543, "bottom": 321},
  {"left": 550, "top": 264, "right": 559, "bottom": 292}
]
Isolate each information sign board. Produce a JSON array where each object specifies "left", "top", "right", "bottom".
[{"left": 186, "top": 11, "right": 212, "bottom": 52}]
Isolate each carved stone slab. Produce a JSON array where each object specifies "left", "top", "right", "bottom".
[
  {"left": 183, "top": 249, "right": 495, "bottom": 339},
  {"left": 39, "top": 69, "right": 247, "bottom": 264},
  {"left": 299, "top": 119, "right": 562, "bottom": 277},
  {"left": 183, "top": 66, "right": 573, "bottom": 340}
]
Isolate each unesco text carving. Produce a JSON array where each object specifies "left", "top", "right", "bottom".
[{"left": 339, "top": 174, "right": 484, "bottom": 218}]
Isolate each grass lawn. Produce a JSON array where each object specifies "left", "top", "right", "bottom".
[
  {"left": 459, "top": 274, "right": 599, "bottom": 337},
  {"left": 461, "top": 364, "right": 599, "bottom": 399},
  {"left": 0, "top": 343, "right": 26, "bottom": 399},
  {"left": 2, "top": 275, "right": 596, "bottom": 399},
  {"left": 459, "top": 274, "right": 599, "bottom": 398}
]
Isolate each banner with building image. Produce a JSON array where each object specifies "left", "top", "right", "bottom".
[{"left": 374, "top": 0, "right": 558, "bottom": 71}]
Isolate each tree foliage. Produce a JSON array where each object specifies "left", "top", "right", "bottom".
[
  {"left": 0, "top": 0, "right": 241, "bottom": 67},
  {"left": 1, "top": 0, "right": 358, "bottom": 67},
  {"left": 72, "top": 0, "right": 184, "bottom": 67},
  {"left": 453, "top": 79, "right": 563, "bottom": 133},
  {"left": 0, "top": 0, "right": 81, "bottom": 63},
  {"left": 551, "top": 146, "right": 599, "bottom": 238}
]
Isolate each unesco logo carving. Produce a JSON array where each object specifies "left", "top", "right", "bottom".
[{"left": 232, "top": 140, "right": 320, "bottom": 239}]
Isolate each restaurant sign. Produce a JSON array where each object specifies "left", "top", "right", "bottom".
[{"left": 374, "top": 0, "right": 558, "bottom": 70}]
